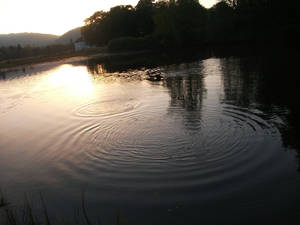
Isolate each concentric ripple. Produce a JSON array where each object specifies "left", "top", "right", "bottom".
[
  {"left": 0, "top": 58, "right": 297, "bottom": 209},
  {"left": 72, "top": 98, "right": 141, "bottom": 118},
  {"left": 49, "top": 91, "right": 286, "bottom": 204}
]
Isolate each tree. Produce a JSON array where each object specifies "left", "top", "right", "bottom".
[
  {"left": 136, "top": 0, "right": 154, "bottom": 10},
  {"left": 153, "top": 0, "right": 207, "bottom": 47},
  {"left": 136, "top": 0, "right": 155, "bottom": 35},
  {"left": 206, "top": 1, "right": 234, "bottom": 43},
  {"left": 82, "top": 6, "right": 139, "bottom": 46}
]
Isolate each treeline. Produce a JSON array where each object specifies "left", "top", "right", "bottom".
[
  {"left": 0, "top": 44, "right": 74, "bottom": 61},
  {"left": 208, "top": 0, "right": 299, "bottom": 45},
  {"left": 82, "top": 0, "right": 299, "bottom": 51}
]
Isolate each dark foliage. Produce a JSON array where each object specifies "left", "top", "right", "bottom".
[
  {"left": 82, "top": 0, "right": 300, "bottom": 50},
  {"left": 2, "top": 0, "right": 299, "bottom": 61},
  {"left": 153, "top": 0, "right": 207, "bottom": 47},
  {"left": 108, "top": 36, "right": 159, "bottom": 52}
]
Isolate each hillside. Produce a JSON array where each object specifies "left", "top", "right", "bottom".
[
  {"left": 0, "top": 33, "right": 58, "bottom": 47},
  {"left": 54, "top": 27, "right": 82, "bottom": 45},
  {"left": 0, "top": 27, "right": 83, "bottom": 48}
]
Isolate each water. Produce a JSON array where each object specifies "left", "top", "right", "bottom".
[{"left": 0, "top": 53, "right": 299, "bottom": 225}]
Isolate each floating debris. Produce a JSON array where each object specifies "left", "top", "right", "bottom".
[{"left": 146, "top": 69, "right": 164, "bottom": 81}]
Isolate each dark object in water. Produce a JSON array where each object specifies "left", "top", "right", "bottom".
[{"left": 146, "top": 70, "right": 163, "bottom": 81}]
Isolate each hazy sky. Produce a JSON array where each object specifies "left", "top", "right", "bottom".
[{"left": 0, "top": 0, "right": 217, "bottom": 35}]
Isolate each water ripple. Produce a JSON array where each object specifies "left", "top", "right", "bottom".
[
  {"left": 38, "top": 98, "right": 285, "bottom": 200},
  {"left": 72, "top": 98, "right": 141, "bottom": 118}
]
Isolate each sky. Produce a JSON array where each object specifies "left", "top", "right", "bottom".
[{"left": 0, "top": 0, "right": 217, "bottom": 36}]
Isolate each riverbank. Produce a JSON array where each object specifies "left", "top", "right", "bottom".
[
  {"left": 0, "top": 47, "right": 158, "bottom": 72},
  {"left": 0, "top": 42, "right": 296, "bottom": 73},
  {"left": 0, "top": 47, "right": 105, "bottom": 71}
]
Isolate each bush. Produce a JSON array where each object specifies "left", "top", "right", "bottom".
[{"left": 108, "top": 36, "right": 160, "bottom": 52}]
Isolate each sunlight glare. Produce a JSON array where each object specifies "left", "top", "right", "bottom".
[{"left": 45, "top": 65, "right": 95, "bottom": 98}]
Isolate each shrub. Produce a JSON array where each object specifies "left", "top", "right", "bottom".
[{"left": 108, "top": 36, "right": 160, "bottom": 52}]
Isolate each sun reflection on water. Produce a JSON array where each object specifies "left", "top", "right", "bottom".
[{"left": 44, "top": 65, "right": 95, "bottom": 98}]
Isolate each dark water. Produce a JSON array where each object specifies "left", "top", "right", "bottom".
[{"left": 0, "top": 51, "right": 299, "bottom": 225}]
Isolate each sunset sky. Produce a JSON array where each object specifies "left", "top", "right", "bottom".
[{"left": 0, "top": 0, "right": 217, "bottom": 36}]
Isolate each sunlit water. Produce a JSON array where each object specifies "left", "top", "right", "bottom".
[{"left": 0, "top": 56, "right": 299, "bottom": 225}]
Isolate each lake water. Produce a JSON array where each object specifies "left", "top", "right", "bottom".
[{"left": 0, "top": 52, "right": 299, "bottom": 225}]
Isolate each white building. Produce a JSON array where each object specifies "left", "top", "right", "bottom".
[{"left": 74, "top": 38, "right": 90, "bottom": 51}]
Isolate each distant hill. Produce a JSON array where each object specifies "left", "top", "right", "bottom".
[
  {"left": 0, "top": 27, "right": 83, "bottom": 48},
  {"left": 0, "top": 33, "right": 59, "bottom": 47},
  {"left": 54, "top": 27, "right": 82, "bottom": 45}
]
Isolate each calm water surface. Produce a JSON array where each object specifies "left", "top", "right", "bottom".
[{"left": 0, "top": 54, "right": 299, "bottom": 225}]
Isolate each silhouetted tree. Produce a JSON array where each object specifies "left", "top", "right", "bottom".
[
  {"left": 153, "top": 0, "right": 207, "bottom": 47},
  {"left": 80, "top": 0, "right": 300, "bottom": 48},
  {"left": 82, "top": 11, "right": 109, "bottom": 46},
  {"left": 82, "top": 6, "right": 138, "bottom": 46},
  {"left": 206, "top": 1, "right": 234, "bottom": 43},
  {"left": 136, "top": 0, "right": 155, "bottom": 35}
]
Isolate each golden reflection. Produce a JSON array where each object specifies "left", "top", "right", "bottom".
[
  {"left": 44, "top": 65, "right": 95, "bottom": 98},
  {"left": 202, "top": 58, "right": 223, "bottom": 101}
]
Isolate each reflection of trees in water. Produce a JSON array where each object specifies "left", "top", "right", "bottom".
[
  {"left": 86, "top": 51, "right": 210, "bottom": 75},
  {"left": 257, "top": 53, "right": 300, "bottom": 172},
  {"left": 87, "top": 63, "right": 107, "bottom": 75},
  {"left": 86, "top": 59, "right": 133, "bottom": 75},
  {"left": 0, "top": 71, "right": 6, "bottom": 80},
  {"left": 280, "top": 117, "right": 300, "bottom": 172},
  {"left": 220, "top": 54, "right": 300, "bottom": 172},
  {"left": 166, "top": 76, "right": 204, "bottom": 111},
  {"left": 220, "top": 57, "right": 260, "bottom": 108},
  {"left": 86, "top": 51, "right": 300, "bottom": 171},
  {"left": 163, "top": 62, "right": 206, "bottom": 130}
]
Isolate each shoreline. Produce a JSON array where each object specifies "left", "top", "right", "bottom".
[
  {"left": 0, "top": 43, "right": 294, "bottom": 73},
  {"left": 0, "top": 48, "right": 156, "bottom": 72}
]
